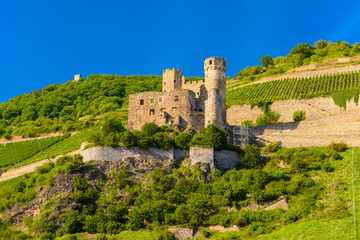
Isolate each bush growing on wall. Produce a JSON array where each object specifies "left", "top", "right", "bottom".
[
  {"left": 175, "top": 132, "right": 193, "bottom": 150},
  {"left": 200, "top": 124, "right": 227, "bottom": 150},
  {"left": 141, "top": 122, "right": 159, "bottom": 135},
  {"left": 293, "top": 111, "right": 306, "bottom": 122}
]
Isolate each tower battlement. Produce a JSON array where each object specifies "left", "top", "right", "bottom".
[
  {"left": 204, "top": 57, "right": 227, "bottom": 72},
  {"left": 162, "top": 68, "right": 185, "bottom": 92}
]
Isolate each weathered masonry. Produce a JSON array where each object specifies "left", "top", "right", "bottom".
[{"left": 128, "top": 57, "right": 227, "bottom": 132}]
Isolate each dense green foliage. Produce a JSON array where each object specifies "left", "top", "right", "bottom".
[
  {"left": 227, "top": 71, "right": 360, "bottom": 107},
  {"left": 231, "top": 40, "right": 360, "bottom": 86},
  {"left": 88, "top": 117, "right": 230, "bottom": 151},
  {"left": 0, "top": 145, "right": 356, "bottom": 239},
  {"left": 292, "top": 111, "right": 306, "bottom": 122},
  {"left": 331, "top": 88, "right": 360, "bottom": 109},
  {"left": 0, "top": 74, "right": 162, "bottom": 139},
  {"left": 0, "top": 134, "right": 70, "bottom": 168}
]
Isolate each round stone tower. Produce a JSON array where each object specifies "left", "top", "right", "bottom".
[{"left": 204, "top": 57, "right": 227, "bottom": 129}]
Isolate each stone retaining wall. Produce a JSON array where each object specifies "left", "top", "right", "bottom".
[
  {"left": 227, "top": 96, "right": 360, "bottom": 125},
  {"left": 189, "top": 147, "right": 243, "bottom": 170},
  {"left": 81, "top": 147, "right": 188, "bottom": 163},
  {"left": 81, "top": 146, "right": 242, "bottom": 170}
]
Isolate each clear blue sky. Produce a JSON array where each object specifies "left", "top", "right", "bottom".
[{"left": 1, "top": 0, "right": 360, "bottom": 103}]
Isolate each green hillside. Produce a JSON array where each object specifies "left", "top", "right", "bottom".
[
  {"left": 0, "top": 74, "right": 162, "bottom": 139},
  {"left": 231, "top": 40, "right": 360, "bottom": 86},
  {"left": 0, "top": 132, "right": 89, "bottom": 169},
  {"left": 0, "top": 145, "right": 358, "bottom": 239}
]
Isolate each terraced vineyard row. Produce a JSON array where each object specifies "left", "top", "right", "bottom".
[
  {"left": 0, "top": 134, "right": 70, "bottom": 168},
  {"left": 226, "top": 71, "right": 360, "bottom": 106}
]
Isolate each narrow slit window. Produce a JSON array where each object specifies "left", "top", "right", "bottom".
[{"left": 140, "top": 99, "right": 144, "bottom": 105}]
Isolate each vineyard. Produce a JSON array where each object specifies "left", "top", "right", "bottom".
[
  {"left": 16, "top": 131, "right": 90, "bottom": 167},
  {"left": 226, "top": 71, "right": 360, "bottom": 107},
  {"left": 0, "top": 134, "right": 70, "bottom": 168}
]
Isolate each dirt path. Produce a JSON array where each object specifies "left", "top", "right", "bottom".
[{"left": 0, "top": 149, "right": 80, "bottom": 182}]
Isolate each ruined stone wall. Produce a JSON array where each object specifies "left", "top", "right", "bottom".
[
  {"left": 189, "top": 147, "right": 242, "bottom": 170},
  {"left": 189, "top": 147, "right": 214, "bottom": 166},
  {"left": 182, "top": 81, "right": 204, "bottom": 95},
  {"left": 214, "top": 150, "right": 243, "bottom": 170},
  {"left": 127, "top": 89, "right": 204, "bottom": 131},
  {"left": 227, "top": 96, "right": 360, "bottom": 125},
  {"left": 162, "top": 68, "right": 185, "bottom": 92},
  {"left": 80, "top": 146, "right": 189, "bottom": 162}
]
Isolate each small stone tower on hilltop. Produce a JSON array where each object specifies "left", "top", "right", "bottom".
[
  {"left": 162, "top": 68, "right": 185, "bottom": 92},
  {"left": 204, "top": 57, "right": 227, "bottom": 129}
]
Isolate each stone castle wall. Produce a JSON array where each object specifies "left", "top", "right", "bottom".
[
  {"left": 81, "top": 146, "right": 242, "bottom": 170},
  {"left": 189, "top": 147, "right": 243, "bottom": 170},
  {"left": 128, "top": 57, "right": 227, "bottom": 132},
  {"left": 127, "top": 89, "right": 204, "bottom": 131},
  {"left": 81, "top": 146, "right": 189, "bottom": 162}
]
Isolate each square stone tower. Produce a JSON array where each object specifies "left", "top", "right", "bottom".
[{"left": 162, "top": 68, "right": 185, "bottom": 92}]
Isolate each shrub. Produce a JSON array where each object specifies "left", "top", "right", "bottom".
[
  {"left": 55, "top": 155, "right": 84, "bottom": 174},
  {"left": 241, "top": 120, "right": 254, "bottom": 127},
  {"left": 241, "top": 145, "right": 263, "bottom": 169},
  {"left": 263, "top": 142, "right": 281, "bottom": 153},
  {"left": 36, "top": 162, "right": 55, "bottom": 174},
  {"left": 327, "top": 142, "right": 347, "bottom": 152},
  {"left": 255, "top": 114, "right": 270, "bottom": 126},
  {"left": 175, "top": 132, "right": 193, "bottom": 149},
  {"left": 153, "top": 132, "right": 174, "bottom": 150},
  {"left": 102, "top": 116, "right": 125, "bottom": 134},
  {"left": 155, "top": 230, "right": 176, "bottom": 240},
  {"left": 141, "top": 122, "right": 159, "bottom": 135},
  {"left": 322, "top": 161, "right": 334, "bottom": 172},
  {"left": 328, "top": 150, "right": 342, "bottom": 160},
  {"left": 120, "top": 130, "right": 137, "bottom": 148},
  {"left": 201, "top": 124, "right": 227, "bottom": 150},
  {"left": 200, "top": 228, "right": 211, "bottom": 238},
  {"left": 293, "top": 111, "right": 306, "bottom": 122}
]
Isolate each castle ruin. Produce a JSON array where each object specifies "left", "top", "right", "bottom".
[{"left": 127, "top": 57, "right": 228, "bottom": 132}]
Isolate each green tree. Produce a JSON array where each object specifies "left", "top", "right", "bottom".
[
  {"left": 241, "top": 144, "right": 263, "bottom": 169},
  {"left": 175, "top": 132, "right": 193, "bottom": 149},
  {"left": 141, "top": 122, "right": 159, "bottom": 135},
  {"left": 260, "top": 54, "right": 274, "bottom": 68},
  {"left": 201, "top": 124, "right": 227, "bottom": 150},
  {"left": 290, "top": 43, "right": 314, "bottom": 58},
  {"left": 103, "top": 116, "right": 125, "bottom": 134}
]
